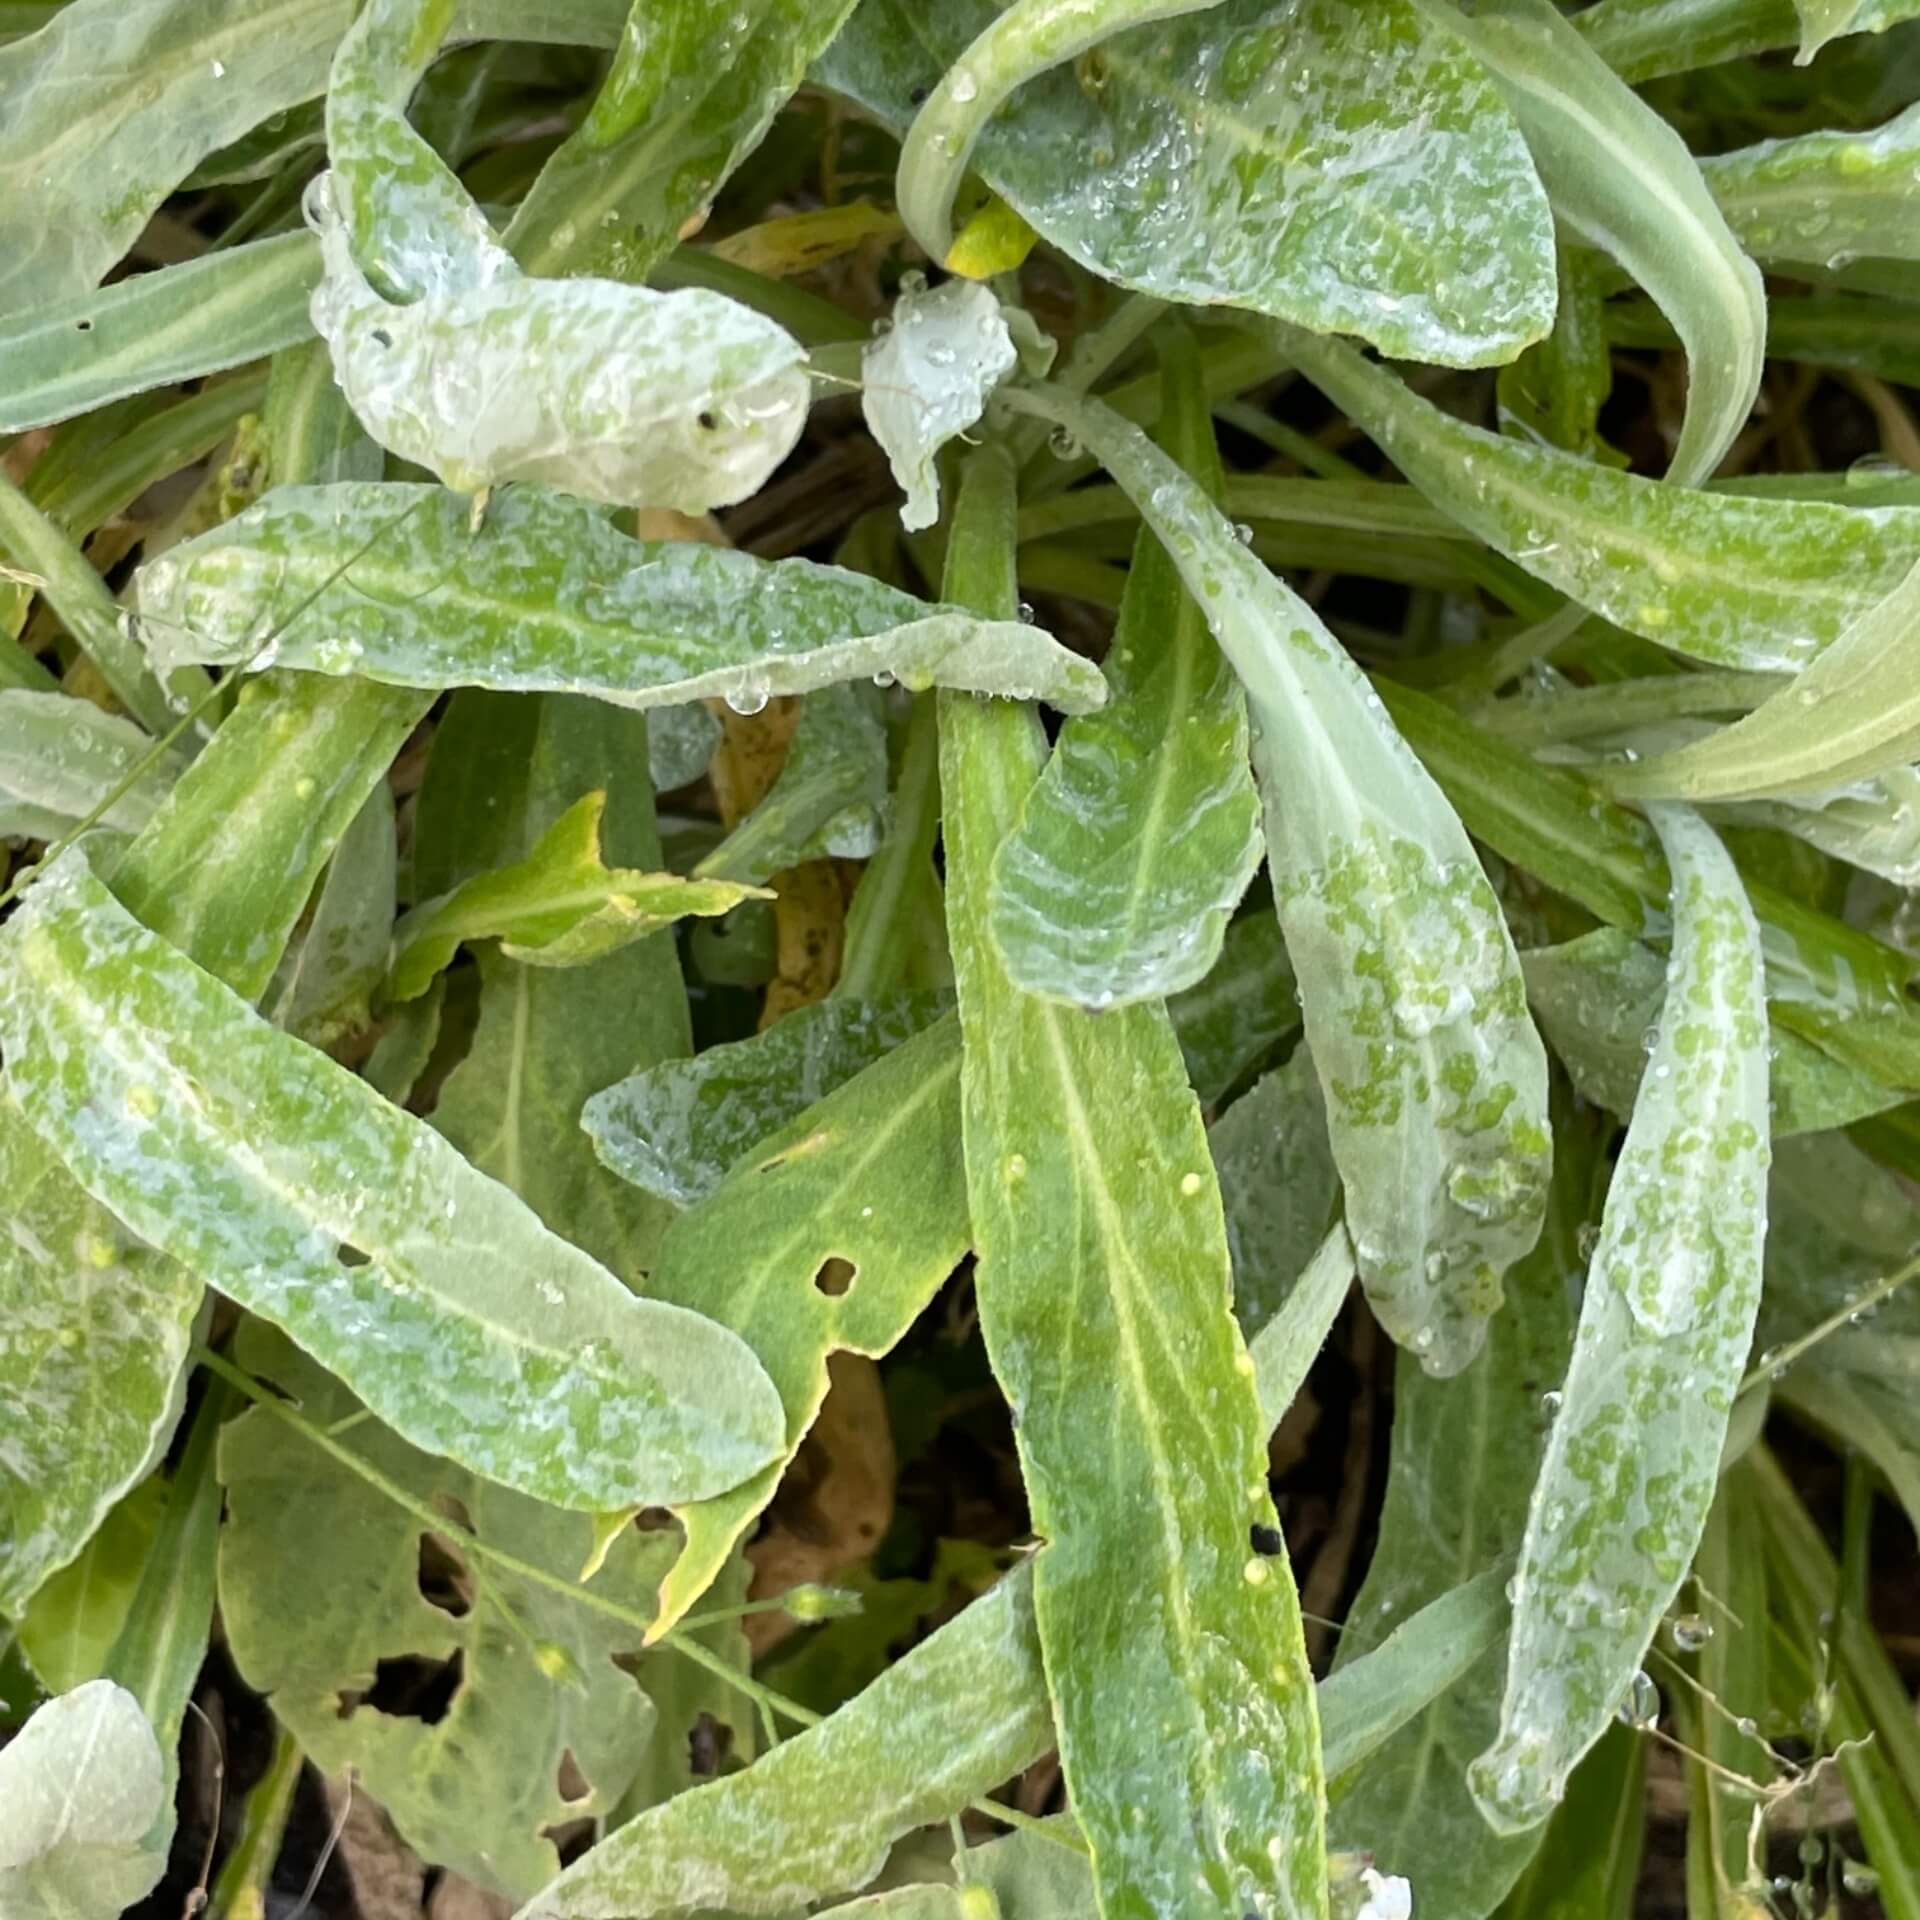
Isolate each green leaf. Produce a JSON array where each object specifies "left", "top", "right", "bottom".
[
  {"left": 110, "top": 671, "right": 431, "bottom": 1001},
  {"left": 515, "top": 1564, "right": 1053, "bottom": 1918},
  {"left": 1574, "top": 0, "right": 1917, "bottom": 81},
  {"left": 0, "top": 1681, "right": 168, "bottom": 1920},
  {"left": 1277, "top": 325, "right": 1920, "bottom": 673},
  {"left": 1521, "top": 927, "right": 1900, "bottom": 1136},
  {"left": 647, "top": 702, "right": 722, "bottom": 794},
  {"left": 1706, "top": 103, "right": 1920, "bottom": 273},
  {"left": 1496, "top": 253, "right": 1622, "bottom": 466},
  {"left": 699, "top": 685, "right": 892, "bottom": 886},
  {"left": 939, "top": 446, "right": 1326, "bottom": 1920},
  {"left": 1471, "top": 808, "right": 1769, "bottom": 1835},
  {"left": 1215, "top": 1051, "right": 1342, "bottom": 1343},
  {"left": 583, "top": 991, "right": 949, "bottom": 1207},
  {"left": 1793, "top": 0, "right": 1869, "bottom": 55},
  {"left": 864, "top": 274, "right": 1024, "bottom": 532},
  {"left": 0, "top": 690, "right": 182, "bottom": 840},
  {"left": 1247, "top": 1222, "right": 1356, "bottom": 1435},
  {"left": 391, "top": 790, "right": 761, "bottom": 1001},
  {"left": 1421, "top": 0, "right": 1765, "bottom": 487},
  {"left": 989, "top": 327, "right": 1262, "bottom": 1008},
  {"left": 268, "top": 779, "right": 396, "bottom": 1045},
  {"left": 218, "top": 1327, "right": 695, "bottom": 1902},
  {"left": 1007, "top": 381, "right": 1551, "bottom": 1378},
  {"left": 0, "top": 235, "right": 320, "bottom": 433},
  {"left": 425, "top": 692, "right": 694, "bottom": 1282},
  {"left": 1324, "top": 1101, "right": 1601, "bottom": 1920},
  {"left": 0, "top": 844, "right": 786, "bottom": 1512},
  {"left": 641, "top": 1017, "right": 970, "bottom": 1635},
  {"left": 0, "top": 1102, "right": 198, "bottom": 1617},
  {"left": 508, "top": 0, "right": 863, "bottom": 279},
  {"left": 16, "top": 1479, "right": 165, "bottom": 1695},
  {"left": 1165, "top": 911, "right": 1300, "bottom": 1105},
  {"left": 133, "top": 482, "right": 1109, "bottom": 715},
  {"left": 1608, "top": 559, "right": 1920, "bottom": 802},
  {"left": 817, "top": 0, "right": 1556, "bottom": 367},
  {"left": 1494, "top": 1725, "right": 1647, "bottom": 1920}
]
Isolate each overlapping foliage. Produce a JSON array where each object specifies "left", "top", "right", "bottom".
[{"left": 2, "top": 1, "right": 1919, "bottom": 1917}]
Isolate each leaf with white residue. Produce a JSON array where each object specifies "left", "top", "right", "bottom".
[
  {"left": 640, "top": 1018, "right": 970, "bottom": 1636},
  {"left": 0, "top": 1681, "right": 168, "bottom": 1920},
  {"left": 1706, "top": 102, "right": 1920, "bottom": 272},
  {"left": 940, "top": 447, "right": 1326, "bottom": 1920},
  {"left": 1608, "top": 557, "right": 1920, "bottom": 802},
  {"left": 517, "top": 1564, "right": 1052, "bottom": 1918},
  {"left": 863, "top": 275, "right": 1021, "bottom": 532},
  {"left": 989, "top": 327, "right": 1262, "bottom": 1008},
  {"left": 1005, "top": 381, "right": 1551, "bottom": 1378},
  {"left": 1471, "top": 807, "right": 1769, "bottom": 1835},
  {"left": 818, "top": 0, "right": 1556, "bottom": 367},
  {"left": 133, "top": 483, "right": 1108, "bottom": 714},
  {"left": 1279, "top": 324, "right": 1920, "bottom": 672},
  {"left": 307, "top": 174, "right": 810, "bottom": 513},
  {"left": 0, "top": 690, "right": 182, "bottom": 840},
  {"left": 1422, "top": 0, "right": 1765, "bottom": 486},
  {"left": 269, "top": 782, "right": 395, "bottom": 1046},
  {"left": 0, "top": 845, "right": 786, "bottom": 1513},
  {"left": 389, "top": 790, "right": 765, "bottom": 1000},
  {"left": 584, "top": 992, "right": 950, "bottom": 1207},
  {"left": 0, "top": 1101, "right": 198, "bottom": 1617}
]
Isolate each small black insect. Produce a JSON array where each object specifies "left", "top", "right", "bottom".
[
  {"left": 1249, "top": 1522, "right": 1284, "bottom": 1557},
  {"left": 908, "top": 83, "right": 930, "bottom": 104}
]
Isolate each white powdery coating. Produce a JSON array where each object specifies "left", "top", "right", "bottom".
[
  {"left": 862, "top": 277, "right": 1018, "bottom": 530},
  {"left": 0, "top": 1681, "right": 167, "bottom": 1919},
  {"left": 306, "top": 173, "right": 809, "bottom": 512},
  {"left": 0, "top": 848, "right": 787, "bottom": 1513},
  {"left": 0, "top": 690, "right": 183, "bottom": 840}
]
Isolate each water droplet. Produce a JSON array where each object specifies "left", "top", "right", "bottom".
[
  {"left": 1669, "top": 1612, "right": 1712, "bottom": 1651},
  {"left": 725, "top": 678, "right": 771, "bottom": 716},
  {"left": 1243, "top": 1558, "right": 1271, "bottom": 1587},
  {"left": 210, "top": 57, "right": 226, "bottom": 76},
  {"left": 1179, "top": 1171, "right": 1204, "bottom": 1196},
  {"left": 1616, "top": 1669, "right": 1660, "bottom": 1728},
  {"left": 1843, "top": 1862, "right": 1880, "bottom": 1897},
  {"left": 948, "top": 66, "right": 978, "bottom": 102}
]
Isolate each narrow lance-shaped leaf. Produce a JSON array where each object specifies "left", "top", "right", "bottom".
[
  {"left": 0, "top": 1101, "right": 199, "bottom": 1616},
  {"left": 939, "top": 445, "right": 1327, "bottom": 1920},
  {"left": 1005, "top": 382, "right": 1551, "bottom": 1377},
  {"left": 1573, "top": 0, "right": 1918, "bottom": 83},
  {"left": 0, "top": 1681, "right": 168, "bottom": 1920},
  {"left": 638, "top": 1018, "right": 971, "bottom": 1638},
  {"left": 989, "top": 325, "right": 1263, "bottom": 1008},
  {"left": 516, "top": 1563, "right": 1053, "bottom": 1920},
  {"left": 389, "top": 790, "right": 765, "bottom": 1001},
  {"left": 862, "top": 274, "right": 1023, "bottom": 532},
  {"left": 1470, "top": 807, "right": 1770, "bottom": 1835},
  {"left": 0, "top": 690, "right": 182, "bottom": 840},
  {"left": 134, "top": 483, "right": 1108, "bottom": 715},
  {"left": 1275, "top": 323, "right": 1920, "bottom": 673},
  {"left": 506, "top": 0, "right": 863, "bottom": 280},
  {"left": 1705, "top": 101, "right": 1920, "bottom": 273},
  {"left": 1421, "top": 0, "right": 1765, "bottom": 487},
  {"left": 0, "top": 845, "right": 786, "bottom": 1513},
  {"left": 1607, "top": 557, "right": 1920, "bottom": 802},
  {"left": 817, "top": 0, "right": 1556, "bottom": 367},
  {"left": 0, "top": 234, "right": 320, "bottom": 434},
  {"left": 583, "top": 992, "right": 950, "bottom": 1207},
  {"left": 893, "top": 0, "right": 1226, "bottom": 267},
  {"left": 1319, "top": 1101, "right": 1601, "bottom": 1920}
]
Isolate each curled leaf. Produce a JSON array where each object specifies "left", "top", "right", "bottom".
[
  {"left": 134, "top": 483, "right": 1108, "bottom": 715},
  {"left": 862, "top": 274, "right": 1022, "bottom": 531},
  {"left": 1471, "top": 807, "right": 1769, "bottom": 1834},
  {"left": 389, "top": 790, "right": 765, "bottom": 1001}
]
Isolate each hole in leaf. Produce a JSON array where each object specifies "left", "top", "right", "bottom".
[
  {"left": 74, "top": 316, "right": 93, "bottom": 332},
  {"left": 417, "top": 1531, "right": 474, "bottom": 1618},
  {"left": 688, "top": 1713, "right": 734, "bottom": 1778},
  {"left": 335, "top": 1649, "right": 464, "bottom": 1724},
  {"left": 555, "top": 1748, "right": 591, "bottom": 1803},
  {"left": 813, "top": 1258, "right": 856, "bottom": 1298},
  {"left": 336, "top": 1242, "right": 371, "bottom": 1268}
]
